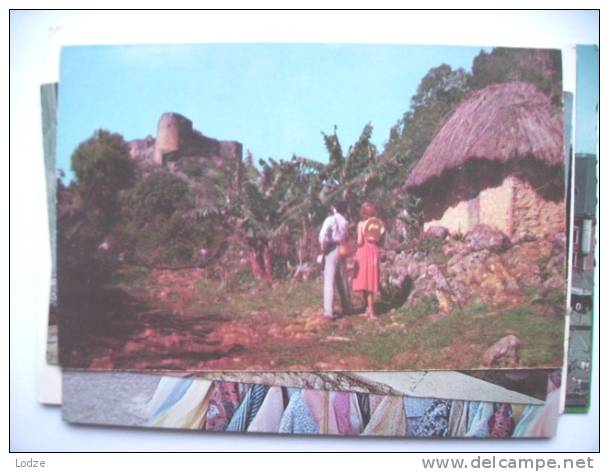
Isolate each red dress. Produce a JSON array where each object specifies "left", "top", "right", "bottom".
[{"left": 352, "top": 237, "right": 381, "bottom": 293}]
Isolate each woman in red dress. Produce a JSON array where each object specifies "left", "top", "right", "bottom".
[{"left": 352, "top": 202, "right": 384, "bottom": 319}]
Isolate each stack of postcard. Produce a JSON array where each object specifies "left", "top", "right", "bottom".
[{"left": 39, "top": 42, "right": 598, "bottom": 440}]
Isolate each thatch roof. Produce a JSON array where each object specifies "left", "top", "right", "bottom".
[{"left": 405, "top": 81, "right": 563, "bottom": 190}]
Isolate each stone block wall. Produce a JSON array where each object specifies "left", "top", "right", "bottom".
[
  {"left": 423, "top": 174, "right": 564, "bottom": 240},
  {"left": 153, "top": 113, "right": 194, "bottom": 165}
]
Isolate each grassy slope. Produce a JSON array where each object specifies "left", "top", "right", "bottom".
[{"left": 113, "top": 266, "right": 565, "bottom": 370}]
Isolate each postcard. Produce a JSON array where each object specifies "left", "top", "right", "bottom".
[
  {"left": 56, "top": 44, "right": 567, "bottom": 372},
  {"left": 565, "top": 45, "right": 598, "bottom": 412}
]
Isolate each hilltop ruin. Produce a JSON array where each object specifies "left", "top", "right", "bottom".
[{"left": 127, "top": 112, "right": 243, "bottom": 190}]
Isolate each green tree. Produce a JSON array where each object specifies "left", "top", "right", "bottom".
[
  {"left": 236, "top": 155, "right": 325, "bottom": 280},
  {"left": 71, "top": 129, "right": 135, "bottom": 224},
  {"left": 321, "top": 123, "right": 379, "bottom": 216},
  {"left": 125, "top": 171, "right": 221, "bottom": 267},
  {"left": 128, "top": 171, "right": 190, "bottom": 224},
  {"left": 385, "top": 64, "right": 470, "bottom": 171},
  {"left": 469, "top": 47, "right": 562, "bottom": 109}
]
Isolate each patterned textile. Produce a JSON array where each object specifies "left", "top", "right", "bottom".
[
  {"left": 278, "top": 389, "right": 319, "bottom": 434},
  {"left": 333, "top": 392, "right": 365, "bottom": 435},
  {"left": 226, "top": 384, "right": 269, "bottom": 432},
  {"left": 144, "top": 379, "right": 558, "bottom": 438},
  {"left": 333, "top": 392, "right": 353, "bottom": 435},
  {"left": 404, "top": 397, "right": 436, "bottom": 433},
  {"left": 489, "top": 404, "right": 514, "bottom": 438},
  {"left": 203, "top": 381, "right": 243, "bottom": 432},
  {"left": 412, "top": 399, "right": 451, "bottom": 437}
]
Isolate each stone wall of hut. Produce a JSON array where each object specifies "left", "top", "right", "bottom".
[
  {"left": 423, "top": 175, "right": 564, "bottom": 239},
  {"left": 423, "top": 176, "right": 513, "bottom": 236},
  {"left": 423, "top": 198, "right": 473, "bottom": 235},
  {"left": 511, "top": 176, "right": 565, "bottom": 240}
]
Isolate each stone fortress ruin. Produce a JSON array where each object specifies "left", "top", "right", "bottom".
[{"left": 127, "top": 112, "right": 243, "bottom": 190}]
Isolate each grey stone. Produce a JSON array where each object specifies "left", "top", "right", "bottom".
[{"left": 481, "top": 335, "right": 521, "bottom": 367}]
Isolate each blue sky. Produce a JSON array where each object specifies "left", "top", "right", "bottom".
[
  {"left": 57, "top": 43, "right": 486, "bottom": 181},
  {"left": 575, "top": 45, "right": 599, "bottom": 155}
]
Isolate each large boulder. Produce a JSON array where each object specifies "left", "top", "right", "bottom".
[
  {"left": 381, "top": 251, "right": 422, "bottom": 306},
  {"left": 407, "top": 264, "right": 452, "bottom": 306},
  {"left": 424, "top": 225, "right": 449, "bottom": 240},
  {"left": 447, "top": 250, "right": 522, "bottom": 307},
  {"left": 465, "top": 224, "right": 510, "bottom": 253},
  {"left": 481, "top": 335, "right": 521, "bottom": 367}
]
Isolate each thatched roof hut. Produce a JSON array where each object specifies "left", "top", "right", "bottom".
[
  {"left": 405, "top": 81, "right": 565, "bottom": 239},
  {"left": 406, "top": 81, "right": 563, "bottom": 189}
]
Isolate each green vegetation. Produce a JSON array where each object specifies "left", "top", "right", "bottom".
[
  {"left": 71, "top": 129, "right": 135, "bottom": 224},
  {"left": 118, "top": 264, "right": 563, "bottom": 369},
  {"left": 193, "top": 277, "right": 323, "bottom": 319},
  {"left": 393, "top": 296, "right": 439, "bottom": 322}
]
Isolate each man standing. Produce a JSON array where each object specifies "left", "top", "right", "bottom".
[{"left": 318, "top": 201, "right": 352, "bottom": 319}]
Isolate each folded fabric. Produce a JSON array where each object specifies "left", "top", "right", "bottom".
[
  {"left": 147, "top": 377, "right": 212, "bottom": 429},
  {"left": 412, "top": 399, "right": 451, "bottom": 437},
  {"left": 513, "top": 389, "right": 560, "bottom": 438},
  {"left": 247, "top": 386, "right": 287, "bottom": 433},
  {"left": 203, "top": 381, "right": 244, "bottom": 431},
  {"left": 362, "top": 395, "right": 406, "bottom": 436},
  {"left": 70, "top": 373, "right": 561, "bottom": 439},
  {"left": 278, "top": 389, "right": 319, "bottom": 434},
  {"left": 447, "top": 400, "right": 468, "bottom": 437},
  {"left": 226, "top": 384, "right": 270, "bottom": 432},
  {"left": 356, "top": 392, "right": 370, "bottom": 427},
  {"left": 404, "top": 396, "right": 436, "bottom": 433},
  {"left": 489, "top": 403, "right": 514, "bottom": 438},
  {"left": 465, "top": 401, "right": 494, "bottom": 437},
  {"left": 332, "top": 392, "right": 365, "bottom": 435},
  {"left": 147, "top": 377, "right": 194, "bottom": 421}
]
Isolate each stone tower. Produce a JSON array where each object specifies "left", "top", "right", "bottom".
[{"left": 153, "top": 112, "right": 194, "bottom": 165}]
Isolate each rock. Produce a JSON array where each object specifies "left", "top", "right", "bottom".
[
  {"left": 425, "top": 225, "right": 449, "bottom": 240},
  {"left": 435, "top": 289, "right": 453, "bottom": 313},
  {"left": 481, "top": 335, "right": 521, "bottom": 367},
  {"left": 465, "top": 224, "right": 510, "bottom": 253},
  {"left": 442, "top": 239, "right": 468, "bottom": 258},
  {"left": 407, "top": 264, "right": 453, "bottom": 306},
  {"left": 447, "top": 250, "right": 522, "bottom": 307},
  {"left": 545, "top": 253, "right": 566, "bottom": 278},
  {"left": 502, "top": 242, "right": 547, "bottom": 287},
  {"left": 542, "top": 274, "right": 565, "bottom": 292},
  {"left": 550, "top": 232, "right": 567, "bottom": 251}
]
